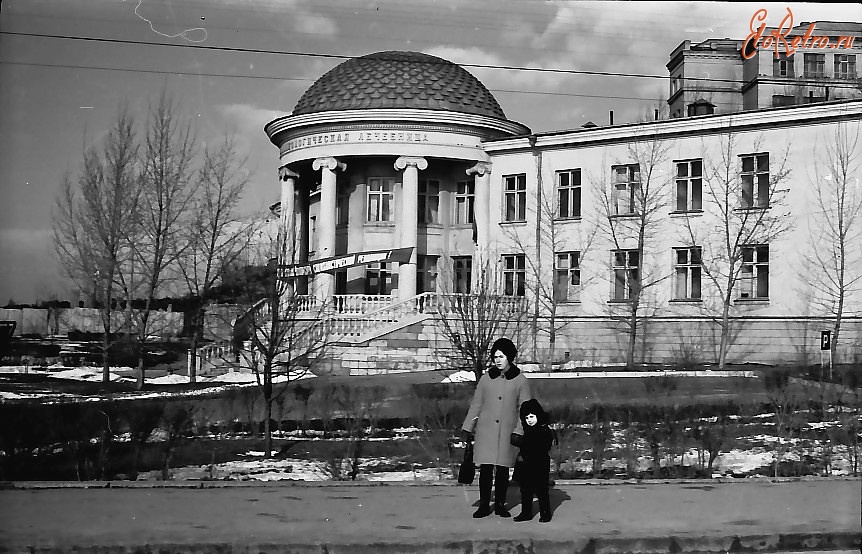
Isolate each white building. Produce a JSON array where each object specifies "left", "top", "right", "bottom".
[{"left": 259, "top": 51, "right": 862, "bottom": 372}]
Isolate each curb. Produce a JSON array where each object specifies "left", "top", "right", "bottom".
[{"left": 14, "top": 532, "right": 862, "bottom": 554}]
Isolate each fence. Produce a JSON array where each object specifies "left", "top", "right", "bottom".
[{"left": 0, "top": 307, "right": 183, "bottom": 338}]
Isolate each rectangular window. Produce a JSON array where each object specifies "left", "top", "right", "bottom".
[
  {"left": 773, "top": 53, "right": 794, "bottom": 77},
  {"left": 502, "top": 254, "right": 526, "bottom": 296},
  {"left": 418, "top": 179, "right": 440, "bottom": 224},
  {"left": 309, "top": 215, "right": 317, "bottom": 255},
  {"left": 556, "top": 169, "right": 582, "bottom": 219},
  {"left": 417, "top": 255, "right": 438, "bottom": 294},
  {"left": 612, "top": 164, "right": 640, "bottom": 215},
  {"left": 452, "top": 256, "right": 472, "bottom": 293},
  {"left": 834, "top": 54, "right": 857, "bottom": 79},
  {"left": 612, "top": 249, "right": 639, "bottom": 300},
  {"left": 804, "top": 53, "right": 825, "bottom": 78},
  {"left": 739, "top": 245, "right": 769, "bottom": 299},
  {"left": 674, "top": 247, "right": 702, "bottom": 300},
  {"left": 364, "top": 262, "right": 394, "bottom": 295},
  {"left": 366, "top": 178, "right": 394, "bottom": 222},
  {"left": 454, "top": 180, "right": 475, "bottom": 225},
  {"left": 675, "top": 159, "right": 703, "bottom": 211},
  {"left": 740, "top": 153, "right": 769, "bottom": 208},
  {"left": 554, "top": 251, "right": 581, "bottom": 302},
  {"left": 336, "top": 192, "right": 349, "bottom": 226},
  {"left": 335, "top": 269, "right": 348, "bottom": 295},
  {"left": 503, "top": 174, "right": 527, "bottom": 222}
]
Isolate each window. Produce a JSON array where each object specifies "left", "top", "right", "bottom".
[
  {"left": 502, "top": 254, "right": 526, "bottom": 296},
  {"left": 556, "top": 169, "right": 581, "bottom": 219},
  {"left": 772, "top": 95, "right": 797, "bottom": 107},
  {"left": 671, "top": 76, "right": 680, "bottom": 95},
  {"left": 452, "top": 256, "right": 472, "bottom": 293},
  {"left": 612, "top": 250, "right": 639, "bottom": 301},
  {"left": 804, "top": 53, "right": 825, "bottom": 78},
  {"left": 417, "top": 255, "right": 438, "bottom": 294},
  {"left": 834, "top": 54, "right": 857, "bottom": 79},
  {"left": 336, "top": 192, "right": 349, "bottom": 226},
  {"left": 740, "top": 153, "right": 769, "bottom": 208},
  {"left": 773, "top": 53, "right": 794, "bottom": 77},
  {"left": 364, "top": 262, "right": 394, "bottom": 295},
  {"left": 612, "top": 164, "right": 640, "bottom": 215},
  {"left": 554, "top": 251, "right": 581, "bottom": 302},
  {"left": 366, "top": 178, "right": 394, "bottom": 222},
  {"left": 674, "top": 247, "right": 702, "bottom": 300},
  {"left": 335, "top": 269, "right": 348, "bottom": 295},
  {"left": 503, "top": 174, "right": 527, "bottom": 222},
  {"left": 454, "top": 181, "right": 475, "bottom": 225},
  {"left": 675, "top": 159, "right": 702, "bottom": 211},
  {"left": 739, "top": 245, "right": 769, "bottom": 299},
  {"left": 687, "top": 101, "right": 715, "bottom": 116},
  {"left": 418, "top": 179, "right": 440, "bottom": 224},
  {"left": 309, "top": 215, "right": 316, "bottom": 255}
]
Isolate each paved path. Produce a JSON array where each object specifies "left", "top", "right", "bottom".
[{"left": 1, "top": 478, "right": 859, "bottom": 553}]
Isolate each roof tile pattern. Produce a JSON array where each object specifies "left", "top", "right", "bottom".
[{"left": 293, "top": 51, "right": 506, "bottom": 119}]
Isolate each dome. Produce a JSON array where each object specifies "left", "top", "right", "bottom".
[{"left": 292, "top": 51, "right": 506, "bottom": 119}]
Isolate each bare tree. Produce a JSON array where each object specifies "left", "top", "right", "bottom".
[
  {"left": 681, "top": 131, "right": 793, "bottom": 368},
  {"left": 176, "top": 135, "right": 255, "bottom": 382},
  {"left": 128, "top": 90, "right": 198, "bottom": 389},
  {"left": 593, "top": 137, "right": 674, "bottom": 367},
  {"left": 800, "top": 121, "right": 862, "bottom": 361},
  {"left": 53, "top": 107, "right": 141, "bottom": 383},
  {"left": 435, "top": 253, "right": 528, "bottom": 382}
]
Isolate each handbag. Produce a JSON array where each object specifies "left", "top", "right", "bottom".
[{"left": 457, "top": 442, "right": 476, "bottom": 484}]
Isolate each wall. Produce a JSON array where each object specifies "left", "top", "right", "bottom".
[{"left": 0, "top": 307, "right": 183, "bottom": 338}]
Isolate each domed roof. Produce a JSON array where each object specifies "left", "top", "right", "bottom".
[{"left": 292, "top": 51, "right": 506, "bottom": 119}]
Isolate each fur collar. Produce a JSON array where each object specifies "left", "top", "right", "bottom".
[{"left": 488, "top": 365, "right": 520, "bottom": 380}]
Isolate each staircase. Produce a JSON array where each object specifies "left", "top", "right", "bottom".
[{"left": 192, "top": 292, "right": 526, "bottom": 378}]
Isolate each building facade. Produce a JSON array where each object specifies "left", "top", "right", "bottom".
[{"left": 263, "top": 50, "right": 862, "bottom": 370}]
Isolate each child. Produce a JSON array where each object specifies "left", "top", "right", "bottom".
[{"left": 511, "top": 398, "right": 554, "bottom": 522}]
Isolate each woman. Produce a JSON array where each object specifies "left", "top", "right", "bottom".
[{"left": 461, "top": 337, "right": 532, "bottom": 518}]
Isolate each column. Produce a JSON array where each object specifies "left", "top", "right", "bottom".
[
  {"left": 467, "top": 161, "right": 492, "bottom": 290},
  {"left": 394, "top": 156, "right": 427, "bottom": 302},
  {"left": 278, "top": 165, "right": 298, "bottom": 265},
  {"left": 311, "top": 157, "right": 346, "bottom": 306}
]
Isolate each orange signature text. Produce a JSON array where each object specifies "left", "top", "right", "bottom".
[{"left": 742, "top": 8, "right": 856, "bottom": 59}]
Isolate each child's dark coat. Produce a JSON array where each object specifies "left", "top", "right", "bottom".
[{"left": 511, "top": 398, "right": 554, "bottom": 521}]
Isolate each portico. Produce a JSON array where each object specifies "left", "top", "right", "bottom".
[{"left": 265, "top": 51, "right": 529, "bottom": 309}]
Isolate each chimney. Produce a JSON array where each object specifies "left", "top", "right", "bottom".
[{"left": 609, "top": 110, "right": 614, "bottom": 125}]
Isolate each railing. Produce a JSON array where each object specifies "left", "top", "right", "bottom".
[{"left": 331, "top": 294, "right": 393, "bottom": 314}]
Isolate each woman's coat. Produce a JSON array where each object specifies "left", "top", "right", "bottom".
[{"left": 462, "top": 367, "right": 532, "bottom": 467}]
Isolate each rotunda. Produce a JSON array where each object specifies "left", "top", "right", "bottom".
[{"left": 265, "top": 51, "right": 530, "bottom": 306}]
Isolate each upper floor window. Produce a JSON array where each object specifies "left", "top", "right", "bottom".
[
  {"left": 366, "top": 178, "right": 394, "bottom": 222},
  {"left": 739, "top": 245, "right": 769, "bottom": 299},
  {"left": 739, "top": 153, "right": 769, "bottom": 209},
  {"left": 502, "top": 254, "right": 526, "bottom": 296},
  {"left": 418, "top": 179, "right": 440, "bottom": 224},
  {"left": 674, "top": 246, "right": 702, "bottom": 300},
  {"left": 671, "top": 76, "right": 681, "bottom": 95},
  {"left": 503, "top": 174, "right": 527, "bottom": 222},
  {"left": 454, "top": 180, "right": 475, "bottom": 225},
  {"left": 336, "top": 191, "right": 349, "bottom": 226},
  {"left": 556, "top": 169, "right": 581, "bottom": 219},
  {"left": 452, "top": 256, "right": 472, "bottom": 294},
  {"left": 834, "top": 54, "right": 857, "bottom": 79},
  {"left": 803, "top": 53, "right": 825, "bottom": 78},
  {"left": 554, "top": 251, "right": 581, "bottom": 302},
  {"left": 612, "top": 249, "right": 639, "bottom": 301},
  {"left": 773, "top": 53, "right": 794, "bottom": 77},
  {"left": 612, "top": 164, "right": 640, "bottom": 215},
  {"left": 675, "top": 159, "right": 703, "bottom": 211},
  {"left": 687, "top": 100, "right": 715, "bottom": 116}
]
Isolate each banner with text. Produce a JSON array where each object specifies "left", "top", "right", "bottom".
[{"left": 276, "top": 247, "right": 414, "bottom": 279}]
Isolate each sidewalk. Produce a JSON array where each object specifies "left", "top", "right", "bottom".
[{"left": 1, "top": 478, "right": 859, "bottom": 553}]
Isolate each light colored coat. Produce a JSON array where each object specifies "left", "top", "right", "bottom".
[{"left": 462, "top": 368, "right": 532, "bottom": 467}]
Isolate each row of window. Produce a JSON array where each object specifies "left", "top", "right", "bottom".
[
  {"left": 347, "top": 152, "right": 771, "bottom": 227},
  {"left": 349, "top": 246, "right": 769, "bottom": 302},
  {"left": 774, "top": 53, "right": 857, "bottom": 80}
]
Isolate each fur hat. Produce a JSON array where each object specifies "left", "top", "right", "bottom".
[
  {"left": 519, "top": 398, "right": 549, "bottom": 426},
  {"left": 490, "top": 337, "right": 518, "bottom": 363}
]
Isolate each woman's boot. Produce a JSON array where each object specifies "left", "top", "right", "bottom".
[
  {"left": 473, "top": 465, "right": 493, "bottom": 518},
  {"left": 493, "top": 465, "right": 511, "bottom": 517}
]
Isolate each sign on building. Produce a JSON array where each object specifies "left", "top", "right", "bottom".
[{"left": 276, "top": 247, "right": 414, "bottom": 279}]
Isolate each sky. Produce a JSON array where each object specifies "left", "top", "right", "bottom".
[{"left": 0, "top": 0, "right": 859, "bottom": 305}]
